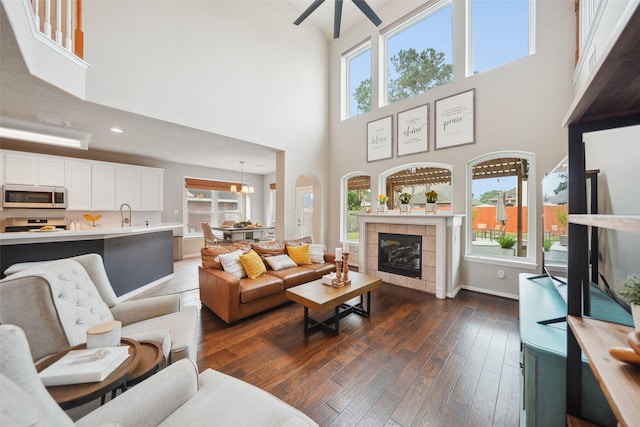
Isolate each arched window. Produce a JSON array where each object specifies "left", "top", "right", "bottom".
[
  {"left": 467, "top": 152, "right": 536, "bottom": 265},
  {"left": 342, "top": 173, "right": 371, "bottom": 244},
  {"left": 379, "top": 163, "right": 452, "bottom": 213}
]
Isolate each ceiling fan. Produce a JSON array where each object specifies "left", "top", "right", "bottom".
[{"left": 294, "top": 0, "right": 382, "bottom": 39}]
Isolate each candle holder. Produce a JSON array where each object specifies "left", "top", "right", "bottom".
[
  {"left": 341, "top": 253, "right": 351, "bottom": 286},
  {"left": 332, "top": 259, "right": 344, "bottom": 287}
]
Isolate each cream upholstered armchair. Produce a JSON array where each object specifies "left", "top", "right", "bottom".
[
  {"left": 0, "top": 253, "right": 197, "bottom": 364},
  {"left": 0, "top": 325, "right": 318, "bottom": 426}
]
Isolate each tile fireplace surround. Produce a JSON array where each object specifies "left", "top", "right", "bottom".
[{"left": 358, "top": 214, "right": 464, "bottom": 299}]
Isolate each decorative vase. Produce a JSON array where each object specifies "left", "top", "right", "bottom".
[
  {"left": 400, "top": 203, "right": 410, "bottom": 214},
  {"left": 632, "top": 304, "right": 640, "bottom": 331},
  {"left": 378, "top": 204, "right": 387, "bottom": 214},
  {"left": 425, "top": 203, "right": 437, "bottom": 215}
]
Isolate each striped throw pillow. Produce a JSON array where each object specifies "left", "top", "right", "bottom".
[
  {"left": 218, "top": 250, "right": 247, "bottom": 279},
  {"left": 239, "top": 250, "right": 266, "bottom": 279},
  {"left": 287, "top": 244, "right": 312, "bottom": 265}
]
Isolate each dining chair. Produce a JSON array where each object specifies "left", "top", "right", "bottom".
[{"left": 202, "top": 223, "right": 222, "bottom": 247}]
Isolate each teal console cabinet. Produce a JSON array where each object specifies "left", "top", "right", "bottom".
[{"left": 519, "top": 274, "right": 630, "bottom": 427}]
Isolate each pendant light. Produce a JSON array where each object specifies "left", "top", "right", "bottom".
[{"left": 230, "top": 161, "right": 254, "bottom": 194}]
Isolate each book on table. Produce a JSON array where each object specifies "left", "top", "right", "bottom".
[{"left": 39, "top": 346, "right": 130, "bottom": 386}]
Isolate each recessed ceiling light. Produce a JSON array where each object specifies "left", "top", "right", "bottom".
[{"left": 110, "top": 127, "right": 123, "bottom": 133}]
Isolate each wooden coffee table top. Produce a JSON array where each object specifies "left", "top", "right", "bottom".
[{"left": 286, "top": 272, "right": 382, "bottom": 312}]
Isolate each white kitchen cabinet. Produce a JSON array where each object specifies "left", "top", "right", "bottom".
[
  {"left": 0, "top": 152, "right": 3, "bottom": 211},
  {"left": 140, "top": 167, "right": 163, "bottom": 211},
  {"left": 37, "top": 157, "right": 65, "bottom": 186},
  {"left": 65, "top": 160, "right": 92, "bottom": 210},
  {"left": 115, "top": 164, "right": 140, "bottom": 210},
  {"left": 91, "top": 162, "right": 116, "bottom": 211},
  {"left": 4, "top": 152, "right": 37, "bottom": 185},
  {"left": 1, "top": 150, "right": 163, "bottom": 212},
  {"left": 3, "top": 151, "right": 65, "bottom": 186}
]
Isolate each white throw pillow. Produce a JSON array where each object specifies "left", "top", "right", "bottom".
[
  {"left": 217, "top": 250, "right": 247, "bottom": 278},
  {"left": 308, "top": 243, "right": 327, "bottom": 263},
  {"left": 265, "top": 255, "right": 298, "bottom": 271}
]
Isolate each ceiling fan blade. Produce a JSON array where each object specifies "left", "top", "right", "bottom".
[
  {"left": 293, "top": 0, "right": 326, "bottom": 25},
  {"left": 351, "top": 0, "right": 382, "bottom": 26},
  {"left": 334, "top": 0, "right": 343, "bottom": 39}
]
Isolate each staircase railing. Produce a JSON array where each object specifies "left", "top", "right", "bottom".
[
  {"left": 574, "top": 0, "right": 604, "bottom": 65},
  {"left": 29, "top": 0, "right": 83, "bottom": 58}
]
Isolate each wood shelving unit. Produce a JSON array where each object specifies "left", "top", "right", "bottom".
[
  {"left": 564, "top": 2, "right": 640, "bottom": 426},
  {"left": 567, "top": 316, "right": 640, "bottom": 427},
  {"left": 568, "top": 215, "right": 640, "bottom": 233}
]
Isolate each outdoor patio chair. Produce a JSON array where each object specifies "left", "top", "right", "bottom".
[
  {"left": 490, "top": 224, "right": 505, "bottom": 240},
  {"left": 475, "top": 223, "right": 487, "bottom": 239}
]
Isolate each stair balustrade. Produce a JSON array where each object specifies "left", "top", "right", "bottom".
[{"left": 28, "top": 0, "right": 83, "bottom": 58}]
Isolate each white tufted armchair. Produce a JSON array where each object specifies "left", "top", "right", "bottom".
[
  {"left": 0, "top": 324, "right": 318, "bottom": 426},
  {"left": 0, "top": 254, "right": 197, "bottom": 364}
]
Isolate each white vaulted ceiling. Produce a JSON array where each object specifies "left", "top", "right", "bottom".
[{"left": 1, "top": 1, "right": 388, "bottom": 175}]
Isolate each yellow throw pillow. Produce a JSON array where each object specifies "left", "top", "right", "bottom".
[
  {"left": 287, "top": 244, "right": 312, "bottom": 265},
  {"left": 239, "top": 250, "right": 266, "bottom": 279}
]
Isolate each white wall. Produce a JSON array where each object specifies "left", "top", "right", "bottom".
[
  {"left": 83, "top": 0, "right": 330, "bottom": 242},
  {"left": 327, "top": 0, "right": 576, "bottom": 298},
  {"left": 585, "top": 125, "right": 640, "bottom": 294}
]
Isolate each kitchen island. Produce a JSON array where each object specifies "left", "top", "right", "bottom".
[{"left": 0, "top": 224, "right": 182, "bottom": 297}]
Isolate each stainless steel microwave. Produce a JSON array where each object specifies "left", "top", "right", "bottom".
[{"left": 2, "top": 185, "right": 67, "bottom": 209}]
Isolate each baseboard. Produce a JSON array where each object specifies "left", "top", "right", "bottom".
[
  {"left": 117, "top": 274, "right": 174, "bottom": 302},
  {"left": 459, "top": 284, "right": 519, "bottom": 300},
  {"left": 446, "top": 286, "right": 461, "bottom": 298}
]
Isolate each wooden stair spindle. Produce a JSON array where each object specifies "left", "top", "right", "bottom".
[{"left": 74, "top": 0, "right": 84, "bottom": 58}]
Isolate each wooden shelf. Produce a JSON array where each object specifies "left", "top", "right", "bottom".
[
  {"left": 569, "top": 215, "right": 640, "bottom": 233},
  {"left": 567, "top": 316, "right": 640, "bottom": 427}
]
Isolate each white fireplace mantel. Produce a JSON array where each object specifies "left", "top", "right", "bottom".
[{"left": 358, "top": 214, "right": 464, "bottom": 299}]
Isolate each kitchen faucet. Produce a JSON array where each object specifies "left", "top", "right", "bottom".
[{"left": 120, "top": 203, "right": 132, "bottom": 228}]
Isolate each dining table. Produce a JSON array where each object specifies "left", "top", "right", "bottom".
[{"left": 211, "top": 226, "right": 275, "bottom": 242}]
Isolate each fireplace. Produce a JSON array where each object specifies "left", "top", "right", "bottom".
[{"left": 378, "top": 233, "right": 422, "bottom": 279}]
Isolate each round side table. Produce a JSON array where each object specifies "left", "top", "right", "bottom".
[{"left": 36, "top": 338, "right": 142, "bottom": 410}]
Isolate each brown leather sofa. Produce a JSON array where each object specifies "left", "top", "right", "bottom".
[{"left": 198, "top": 237, "right": 336, "bottom": 324}]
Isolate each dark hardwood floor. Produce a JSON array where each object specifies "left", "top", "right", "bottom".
[{"left": 194, "top": 284, "right": 520, "bottom": 427}]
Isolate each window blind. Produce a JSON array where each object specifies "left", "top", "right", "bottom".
[{"left": 185, "top": 178, "right": 240, "bottom": 192}]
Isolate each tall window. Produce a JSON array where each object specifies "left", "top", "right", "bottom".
[
  {"left": 382, "top": 1, "right": 453, "bottom": 106},
  {"left": 184, "top": 178, "right": 243, "bottom": 236},
  {"left": 467, "top": 153, "right": 536, "bottom": 265},
  {"left": 343, "top": 41, "right": 372, "bottom": 119},
  {"left": 343, "top": 174, "right": 371, "bottom": 243},
  {"left": 380, "top": 163, "right": 453, "bottom": 212},
  {"left": 467, "top": 0, "right": 532, "bottom": 75}
]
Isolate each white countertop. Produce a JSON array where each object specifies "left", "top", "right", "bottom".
[{"left": 0, "top": 223, "right": 183, "bottom": 245}]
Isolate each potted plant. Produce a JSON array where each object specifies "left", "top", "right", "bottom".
[
  {"left": 497, "top": 235, "right": 517, "bottom": 256},
  {"left": 377, "top": 194, "right": 388, "bottom": 213},
  {"left": 555, "top": 208, "right": 568, "bottom": 246},
  {"left": 398, "top": 192, "right": 412, "bottom": 213},
  {"left": 425, "top": 190, "right": 438, "bottom": 214},
  {"left": 619, "top": 273, "right": 640, "bottom": 331}
]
